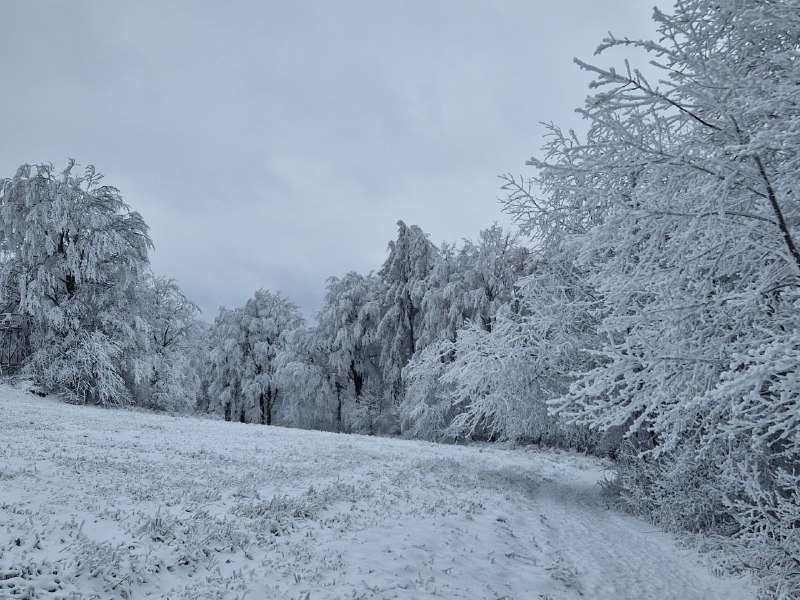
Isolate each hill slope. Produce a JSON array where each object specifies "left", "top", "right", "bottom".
[{"left": 0, "top": 383, "right": 754, "bottom": 599}]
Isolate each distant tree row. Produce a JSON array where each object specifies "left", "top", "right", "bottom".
[
  {"left": 200, "top": 221, "right": 540, "bottom": 440},
  {"left": 0, "top": 163, "right": 556, "bottom": 446}
]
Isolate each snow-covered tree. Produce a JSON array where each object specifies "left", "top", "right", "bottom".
[
  {"left": 136, "top": 275, "right": 204, "bottom": 411},
  {"left": 376, "top": 221, "right": 437, "bottom": 429},
  {"left": 418, "top": 224, "right": 529, "bottom": 347},
  {"left": 401, "top": 225, "right": 533, "bottom": 438},
  {"left": 206, "top": 289, "right": 303, "bottom": 424},
  {"left": 314, "top": 272, "right": 383, "bottom": 432},
  {"left": 507, "top": 2, "right": 800, "bottom": 592},
  {"left": 0, "top": 162, "right": 152, "bottom": 404},
  {"left": 205, "top": 306, "right": 244, "bottom": 420},
  {"left": 445, "top": 254, "right": 599, "bottom": 447},
  {"left": 399, "top": 339, "right": 455, "bottom": 440},
  {"left": 403, "top": 246, "right": 600, "bottom": 448},
  {"left": 415, "top": 242, "right": 461, "bottom": 349},
  {"left": 274, "top": 325, "right": 338, "bottom": 431}
]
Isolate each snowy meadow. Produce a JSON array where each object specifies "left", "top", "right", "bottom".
[{"left": 0, "top": 382, "right": 755, "bottom": 599}]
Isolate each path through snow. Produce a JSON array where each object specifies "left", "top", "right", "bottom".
[{"left": 0, "top": 383, "right": 755, "bottom": 599}]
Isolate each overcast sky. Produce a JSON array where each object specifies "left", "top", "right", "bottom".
[{"left": 0, "top": 1, "right": 655, "bottom": 319}]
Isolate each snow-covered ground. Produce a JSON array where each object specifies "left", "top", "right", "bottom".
[{"left": 0, "top": 382, "right": 755, "bottom": 600}]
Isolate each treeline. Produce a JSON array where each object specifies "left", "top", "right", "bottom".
[
  {"left": 200, "top": 221, "right": 562, "bottom": 443},
  {"left": 1, "top": 0, "right": 797, "bottom": 595},
  {"left": 0, "top": 161, "right": 559, "bottom": 445}
]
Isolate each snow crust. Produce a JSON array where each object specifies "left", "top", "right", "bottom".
[{"left": 0, "top": 383, "right": 755, "bottom": 599}]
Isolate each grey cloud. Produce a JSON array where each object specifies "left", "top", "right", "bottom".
[{"left": 0, "top": 0, "right": 655, "bottom": 319}]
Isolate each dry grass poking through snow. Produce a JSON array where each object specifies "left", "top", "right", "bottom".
[{"left": 0, "top": 382, "right": 755, "bottom": 599}]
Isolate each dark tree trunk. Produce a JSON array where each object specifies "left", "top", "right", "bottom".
[
  {"left": 265, "top": 388, "right": 273, "bottom": 426},
  {"left": 259, "top": 392, "right": 266, "bottom": 425},
  {"left": 335, "top": 383, "right": 343, "bottom": 431},
  {"left": 351, "top": 361, "right": 363, "bottom": 397},
  {"left": 65, "top": 273, "right": 76, "bottom": 296}
]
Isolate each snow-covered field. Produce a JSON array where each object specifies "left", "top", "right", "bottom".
[{"left": 0, "top": 382, "right": 755, "bottom": 600}]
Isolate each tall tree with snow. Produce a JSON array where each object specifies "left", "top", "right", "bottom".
[
  {"left": 0, "top": 162, "right": 152, "bottom": 404},
  {"left": 506, "top": 1, "right": 800, "bottom": 591},
  {"left": 439, "top": 254, "right": 600, "bottom": 448},
  {"left": 136, "top": 275, "right": 205, "bottom": 411},
  {"left": 418, "top": 224, "right": 530, "bottom": 348},
  {"left": 402, "top": 244, "right": 599, "bottom": 446},
  {"left": 314, "top": 272, "right": 384, "bottom": 432},
  {"left": 207, "top": 289, "right": 303, "bottom": 425},
  {"left": 376, "top": 221, "right": 437, "bottom": 429},
  {"left": 401, "top": 225, "right": 532, "bottom": 438},
  {"left": 205, "top": 306, "right": 244, "bottom": 421},
  {"left": 274, "top": 324, "right": 338, "bottom": 431}
]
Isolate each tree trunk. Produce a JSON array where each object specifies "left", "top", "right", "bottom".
[{"left": 265, "top": 388, "right": 273, "bottom": 426}]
